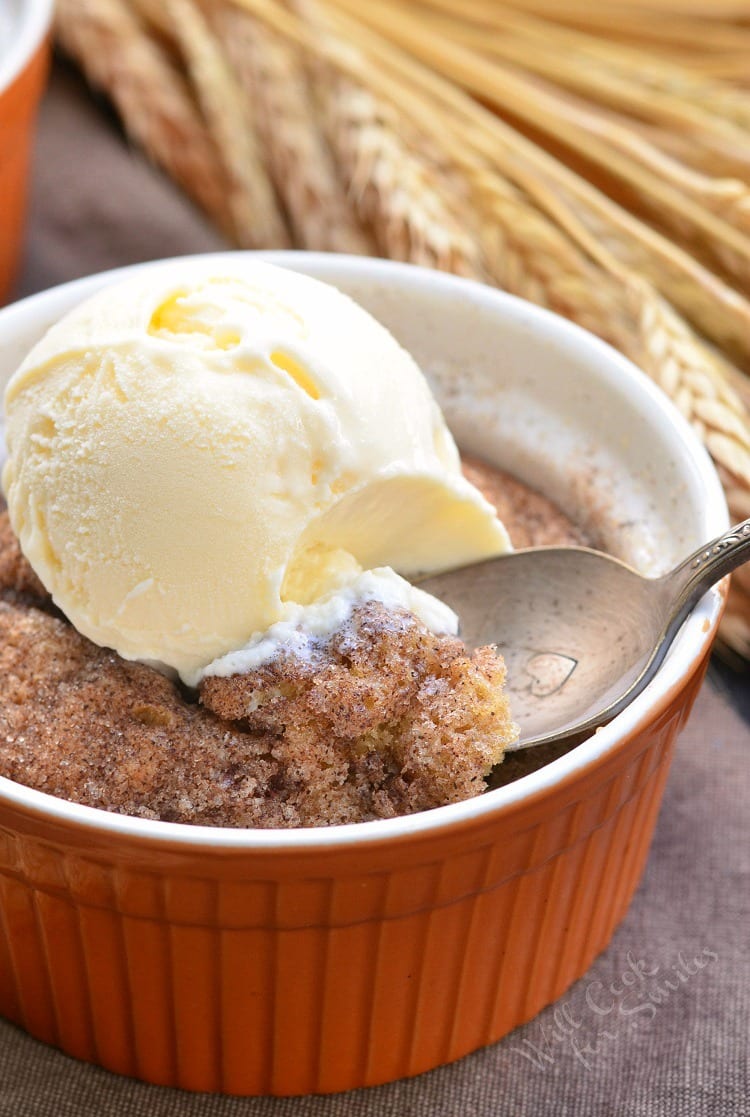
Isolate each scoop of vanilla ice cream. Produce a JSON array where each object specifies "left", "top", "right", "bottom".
[{"left": 2, "top": 259, "right": 510, "bottom": 680}]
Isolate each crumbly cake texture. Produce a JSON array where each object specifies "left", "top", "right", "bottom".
[
  {"left": 0, "top": 599, "right": 289, "bottom": 827},
  {"left": 0, "top": 508, "right": 516, "bottom": 826},
  {"left": 201, "top": 602, "right": 515, "bottom": 823},
  {"left": 0, "top": 447, "right": 580, "bottom": 828},
  {"left": 462, "top": 455, "right": 588, "bottom": 549}
]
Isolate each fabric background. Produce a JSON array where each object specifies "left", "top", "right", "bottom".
[{"left": 2, "top": 62, "right": 748, "bottom": 1117}]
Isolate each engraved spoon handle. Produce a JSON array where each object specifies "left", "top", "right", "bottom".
[{"left": 661, "top": 519, "right": 750, "bottom": 624}]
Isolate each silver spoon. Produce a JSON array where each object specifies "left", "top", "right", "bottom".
[{"left": 418, "top": 519, "right": 750, "bottom": 751}]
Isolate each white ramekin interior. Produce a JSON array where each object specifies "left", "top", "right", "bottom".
[
  {"left": 0, "top": 0, "right": 53, "bottom": 97},
  {"left": 0, "top": 252, "right": 729, "bottom": 848}
]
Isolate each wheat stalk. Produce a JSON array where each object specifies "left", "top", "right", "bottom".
[
  {"left": 440, "top": 102, "right": 750, "bottom": 367},
  {"left": 153, "top": 0, "right": 290, "bottom": 248},
  {"left": 413, "top": 3, "right": 750, "bottom": 235},
  {"left": 210, "top": 4, "right": 374, "bottom": 254},
  {"left": 481, "top": 0, "right": 750, "bottom": 44},
  {"left": 678, "top": 56, "right": 750, "bottom": 83},
  {"left": 485, "top": 148, "right": 750, "bottom": 367},
  {"left": 504, "top": 0, "right": 750, "bottom": 13},
  {"left": 314, "top": 2, "right": 750, "bottom": 486},
  {"left": 334, "top": 0, "right": 750, "bottom": 290},
  {"left": 237, "top": 0, "right": 750, "bottom": 474},
  {"left": 466, "top": 164, "right": 637, "bottom": 346},
  {"left": 431, "top": 5, "right": 750, "bottom": 138},
  {"left": 479, "top": 162, "right": 750, "bottom": 494},
  {"left": 313, "top": 70, "right": 483, "bottom": 277},
  {"left": 415, "top": 0, "right": 750, "bottom": 83},
  {"left": 55, "top": 0, "right": 234, "bottom": 238}
]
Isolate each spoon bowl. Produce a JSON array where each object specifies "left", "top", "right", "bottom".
[{"left": 419, "top": 519, "right": 750, "bottom": 749}]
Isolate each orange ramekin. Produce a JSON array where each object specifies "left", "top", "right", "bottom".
[
  {"left": 0, "top": 255, "right": 729, "bottom": 1096},
  {"left": 0, "top": 0, "right": 53, "bottom": 304}
]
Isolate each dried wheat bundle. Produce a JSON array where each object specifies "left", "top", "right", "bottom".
[
  {"left": 313, "top": 71, "right": 483, "bottom": 277},
  {"left": 257, "top": 0, "right": 750, "bottom": 488},
  {"left": 238, "top": 0, "right": 633, "bottom": 329},
  {"left": 57, "top": 0, "right": 750, "bottom": 658},
  {"left": 504, "top": 0, "right": 750, "bottom": 13},
  {"left": 222, "top": 0, "right": 484, "bottom": 272},
  {"left": 237, "top": 0, "right": 750, "bottom": 444},
  {"left": 209, "top": 4, "right": 373, "bottom": 254},
  {"left": 312, "top": 10, "right": 750, "bottom": 362},
  {"left": 429, "top": 97, "right": 750, "bottom": 368},
  {"left": 477, "top": 0, "right": 750, "bottom": 83},
  {"left": 336, "top": 0, "right": 750, "bottom": 292},
  {"left": 427, "top": 4, "right": 750, "bottom": 137},
  {"left": 468, "top": 165, "right": 629, "bottom": 341},
  {"left": 680, "top": 55, "right": 750, "bottom": 83},
  {"left": 140, "top": 0, "right": 290, "bottom": 247},
  {"left": 488, "top": 0, "right": 750, "bottom": 39},
  {"left": 626, "top": 117, "right": 750, "bottom": 185},
  {"left": 415, "top": 0, "right": 750, "bottom": 98},
  {"left": 412, "top": 2, "right": 750, "bottom": 234}
]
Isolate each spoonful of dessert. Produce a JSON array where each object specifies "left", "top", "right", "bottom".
[{"left": 418, "top": 519, "right": 750, "bottom": 751}]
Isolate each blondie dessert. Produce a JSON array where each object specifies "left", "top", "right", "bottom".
[
  {"left": 0, "top": 458, "right": 584, "bottom": 826},
  {"left": 0, "top": 261, "right": 583, "bottom": 827}
]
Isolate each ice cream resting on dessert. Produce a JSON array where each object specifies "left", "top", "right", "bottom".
[{"left": 2, "top": 259, "right": 511, "bottom": 684}]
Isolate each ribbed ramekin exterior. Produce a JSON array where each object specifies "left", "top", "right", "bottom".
[{"left": 0, "top": 657, "right": 707, "bottom": 1095}]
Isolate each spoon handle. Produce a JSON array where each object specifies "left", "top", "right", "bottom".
[{"left": 664, "top": 518, "right": 750, "bottom": 621}]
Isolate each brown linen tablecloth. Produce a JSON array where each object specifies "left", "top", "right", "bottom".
[{"left": 2, "top": 61, "right": 749, "bottom": 1117}]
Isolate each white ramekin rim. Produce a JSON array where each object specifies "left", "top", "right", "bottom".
[
  {"left": 0, "top": 0, "right": 53, "bottom": 98},
  {"left": 0, "top": 252, "right": 730, "bottom": 850}
]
